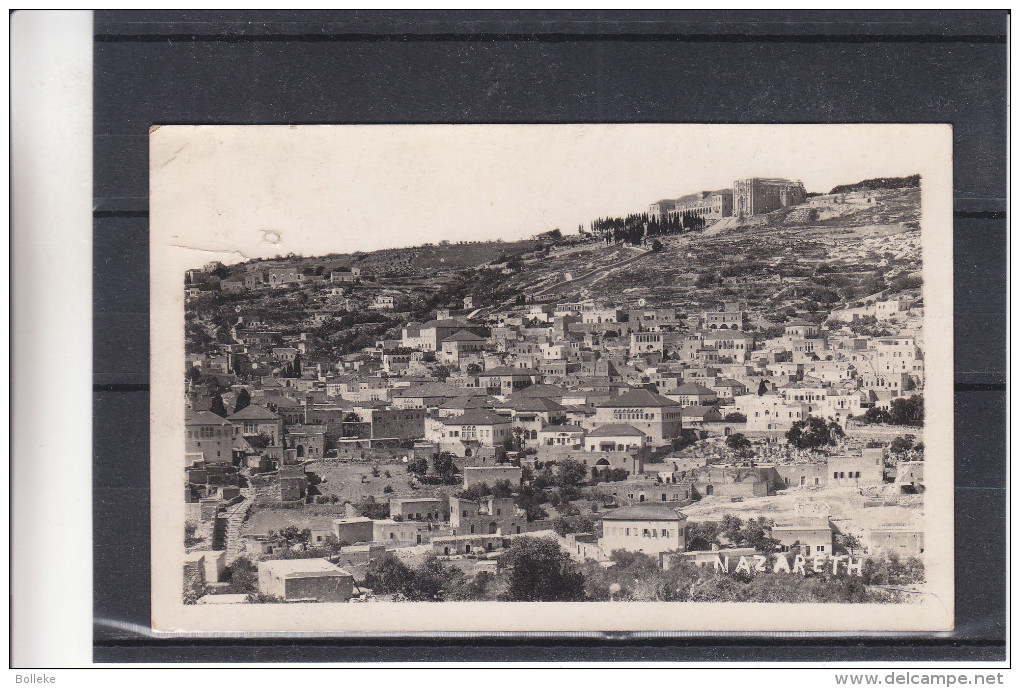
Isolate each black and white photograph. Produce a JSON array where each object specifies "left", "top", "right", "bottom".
[
  {"left": 151, "top": 123, "right": 952, "bottom": 634},
  {"left": 9, "top": 9, "right": 1009, "bottom": 673}
]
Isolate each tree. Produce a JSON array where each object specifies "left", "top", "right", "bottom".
[
  {"left": 724, "top": 412, "right": 747, "bottom": 423},
  {"left": 721, "top": 514, "right": 744, "bottom": 543},
  {"left": 247, "top": 432, "right": 272, "bottom": 449},
  {"left": 449, "top": 570, "right": 498, "bottom": 601},
  {"left": 363, "top": 553, "right": 414, "bottom": 595},
  {"left": 490, "top": 479, "right": 515, "bottom": 498},
  {"left": 498, "top": 536, "right": 586, "bottom": 601},
  {"left": 208, "top": 262, "right": 230, "bottom": 279},
  {"left": 233, "top": 389, "right": 251, "bottom": 413},
  {"left": 695, "top": 272, "right": 717, "bottom": 288},
  {"left": 686, "top": 521, "right": 721, "bottom": 551},
  {"left": 554, "top": 458, "right": 589, "bottom": 499},
  {"left": 407, "top": 455, "right": 429, "bottom": 475},
  {"left": 222, "top": 556, "right": 259, "bottom": 595},
  {"left": 209, "top": 393, "right": 228, "bottom": 417},
  {"left": 184, "top": 521, "right": 200, "bottom": 547},
  {"left": 593, "top": 467, "right": 629, "bottom": 483},
  {"left": 862, "top": 407, "right": 892, "bottom": 424},
  {"left": 890, "top": 436, "right": 915, "bottom": 455},
  {"left": 456, "top": 483, "right": 490, "bottom": 502},
  {"left": 889, "top": 395, "right": 924, "bottom": 426},
  {"left": 404, "top": 555, "right": 453, "bottom": 601},
  {"left": 836, "top": 533, "right": 862, "bottom": 556},
  {"left": 742, "top": 517, "right": 780, "bottom": 554},
  {"left": 514, "top": 484, "right": 549, "bottom": 521},
  {"left": 725, "top": 433, "right": 752, "bottom": 455},
  {"left": 786, "top": 416, "right": 844, "bottom": 450},
  {"left": 186, "top": 365, "right": 204, "bottom": 385},
  {"left": 553, "top": 514, "right": 595, "bottom": 537},
  {"left": 432, "top": 452, "right": 459, "bottom": 483},
  {"left": 507, "top": 427, "right": 528, "bottom": 453},
  {"left": 352, "top": 496, "right": 390, "bottom": 520},
  {"left": 757, "top": 380, "right": 768, "bottom": 396},
  {"left": 273, "top": 526, "right": 311, "bottom": 547}
]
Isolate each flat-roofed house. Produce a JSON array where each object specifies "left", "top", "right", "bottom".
[
  {"left": 772, "top": 519, "right": 833, "bottom": 557},
  {"left": 585, "top": 423, "right": 647, "bottom": 452},
  {"left": 598, "top": 503, "right": 687, "bottom": 557},
  {"left": 257, "top": 558, "right": 355, "bottom": 602}
]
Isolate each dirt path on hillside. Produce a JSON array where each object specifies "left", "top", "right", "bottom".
[{"left": 530, "top": 246, "right": 653, "bottom": 298}]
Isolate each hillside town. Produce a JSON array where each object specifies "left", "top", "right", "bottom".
[{"left": 181, "top": 175, "right": 927, "bottom": 605}]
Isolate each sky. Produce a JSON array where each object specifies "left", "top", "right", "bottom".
[{"left": 150, "top": 124, "right": 945, "bottom": 269}]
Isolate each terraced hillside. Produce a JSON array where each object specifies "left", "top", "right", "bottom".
[
  {"left": 505, "top": 185, "right": 922, "bottom": 323},
  {"left": 188, "top": 184, "right": 922, "bottom": 356}
]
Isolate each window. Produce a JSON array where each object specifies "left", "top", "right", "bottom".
[{"left": 661, "top": 529, "right": 668, "bottom": 537}]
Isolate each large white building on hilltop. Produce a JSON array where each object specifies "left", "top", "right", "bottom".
[{"left": 733, "top": 177, "right": 806, "bottom": 217}]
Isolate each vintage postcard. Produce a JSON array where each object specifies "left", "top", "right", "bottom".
[{"left": 150, "top": 124, "right": 953, "bottom": 634}]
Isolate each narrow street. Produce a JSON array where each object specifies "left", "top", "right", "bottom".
[{"left": 223, "top": 488, "right": 255, "bottom": 564}]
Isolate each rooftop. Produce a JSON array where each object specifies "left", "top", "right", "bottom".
[
  {"left": 539, "top": 424, "right": 585, "bottom": 433},
  {"left": 444, "top": 330, "right": 487, "bottom": 342},
  {"left": 439, "top": 395, "right": 499, "bottom": 410},
  {"left": 258, "top": 558, "right": 353, "bottom": 578},
  {"left": 422, "top": 318, "right": 476, "bottom": 329},
  {"left": 587, "top": 423, "right": 645, "bottom": 438},
  {"left": 668, "top": 382, "right": 717, "bottom": 396},
  {"left": 601, "top": 504, "right": 685, "bottom": 521},
  {"left": 443, "top": 409, "right": 510, "bottom": 426},
  {"left": 499, "top": 396, "right": 565, "bottom": 413},
  {"left": 185, "top": 410, "right": 232, "bottom": 427},
  {"left": 227, "top": 404, "right": 281, "bottom": 421},
  {"left": 681, "top": 405, "right": 722, "bottom": 418},
  {"left": 481, "top": 365, "right": 535, "bottom": 377},
  {"left": 507, "top": 383, "right": 569, "bottom": 399},
  {"left": 596, "top": 388, "right": 682, "bottom": 409}
]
